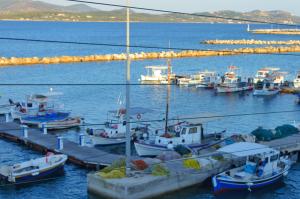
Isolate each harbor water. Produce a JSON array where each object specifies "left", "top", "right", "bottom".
[{"left": 0, "top": 21, "right": 300, "bottom": 198}]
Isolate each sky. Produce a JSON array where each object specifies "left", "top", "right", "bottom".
[{"left": 39, "top": 0, "right": 300, "bottom": 15}]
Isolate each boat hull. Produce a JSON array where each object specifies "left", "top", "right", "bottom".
[
  {"left": 217, "top": 86, "right": 253, "bottom": 93},
  {"left": 134, "top": 141, "right": 209, "bottom": 157},
  {"left": 87, "top": 135, "right": 126, "bottom": 146},
  {"left": 20, "top": 112, "right": 70, "bottom": 125},
  {"left": 13, "top": 163, "right": 65, "bottom": 184},
  {"left": 212, "top": 170, "right": 287, "bottom": 194},
  {"left": 37, "top": 117, "right": 82, "bottom": 130},
  {"left": 253, "top": 89, "right": 280, "bottom": 96}
]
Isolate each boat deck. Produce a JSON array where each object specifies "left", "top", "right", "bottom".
[{"left": 0, "top": 122, "right": 125, "bottom": 169}]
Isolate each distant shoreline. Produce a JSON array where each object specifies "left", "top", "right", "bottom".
[{"left": 0, "top": 19, "right": 249, "bottom": 25}]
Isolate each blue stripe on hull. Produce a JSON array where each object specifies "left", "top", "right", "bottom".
[
  {"left": 14, "top": 164, "right": 65, "bottom": 184},
  {"left": 213, "top": 174, "right": 283, "bottom": 194}
]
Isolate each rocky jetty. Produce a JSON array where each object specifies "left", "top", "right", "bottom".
[
  {"left": 1, "top": 45, "right": 300, "bottom": 67},
  {"left": 202, "top": 39, "right": 300, "bottom": 45}
]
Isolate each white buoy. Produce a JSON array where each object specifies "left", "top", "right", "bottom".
[
  {"left": 22, "top": 125, "right": 28, "bottom": 138},
  {"left": 79, "top": 134, "right": 85, "bottom": 147},
  {"left": 167, "top": 143, "right": 174, "bottom": 150},
  {"left": 5, "top": 113, "right": 10, "bottom": 123},
  {"left": 57, "top": 136, "right": 63, "bottom": 150},
  {"left": 42, "top": 123, "right": 47, "bottom": 135}
]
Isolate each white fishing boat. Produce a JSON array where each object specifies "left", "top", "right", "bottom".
[
  {"left": 140, "top": 66, "right": 175, "bottom": 84},
  {"left": 194, "top": 71, "right": 219, "bottom": 88},
  {"left": 216, "top": 66, "right": 253, "bottom": 93},
  {"left": 253, "top": 80, "right": 280, "bottom": 96},
  {"left": 0, "top": 153, "right": 67, "bottom": 184},
  {"left": 212, "top": 142, "right": 290, "bottom": 194},
  {"left": 177, "top": 71, "right": 219, "bottom": 88},
  {"left": 294, "top": 71, "right": 300, "bottom": 88},
  {"left": 86, "top": 107, "right": 150, "bottom": 146},
  {"left": 254, "top": 67, "right": 285, "bottom": 84},
  {"left": 134, "top": 121, "right": 225, "bottom": 157},
  {"left": 10, "top": 89, "right": 66, "bottom": 120},
  {"left": 37, "top": 117, "right": 82, "bottom": 130}
]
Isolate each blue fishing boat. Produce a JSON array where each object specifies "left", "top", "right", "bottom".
[
  {"left": 0, "top": 153, "right": 67, "bottom": 184},
  {"left": 212, "top": 142, "right": 290, "bottom": 194},
  {"left": 20, "top": 112, "right": 71, "bottom": 126}
]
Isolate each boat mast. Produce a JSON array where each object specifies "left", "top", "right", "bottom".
[
  {"left": 125, "top": 0, "right": 131, "bottom": 176},
  {"left": 164, "top": 44, "right": 171, "bottom": 134}
]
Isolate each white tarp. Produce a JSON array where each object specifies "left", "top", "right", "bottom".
[{"left": 217, "top": 142, "right": 276, "bottom": 157}]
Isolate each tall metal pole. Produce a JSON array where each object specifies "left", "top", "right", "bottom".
[
  {"left": 125, "top": 0, "right": 131, "bottom": 176},
  {"left": 164, "top": 58, "right": 171, "bottom": 134}
]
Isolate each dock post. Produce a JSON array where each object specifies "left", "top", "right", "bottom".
[
  {"left": 57, "top": 136, "right": 63, "bottom": 150},
  {"left": 22, "top": 125, "right": 28, "bottom": 138},
  {"left": 42, "top": 123, "right": 47, "bottom": 135},
  {"left": 79, "top": 133, "right": 85, "bottom": 146},
  {"left": 5, "top": 113, "right": 10, "bottom": 123}
]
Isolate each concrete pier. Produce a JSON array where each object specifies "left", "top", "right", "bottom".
[
  {"left": 88, "top": 159, "right": 231, "bottom": 199},
  {"left": 0, "top": 122, "right": 124, "bottom": 169}
]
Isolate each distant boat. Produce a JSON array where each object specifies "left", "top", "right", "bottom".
[
  {"left": 140, "top": 65, "right": 175, "bottom": 84},
  {"left": 177, "top": 70, "right": 219, "bottom": 88},
  {"left": 253, "top": 80, "right": 280, "bottom": 96},
  {"left": 216, "top": 66, "right": 253, "bottom": 93},
  {"left": 253, "top": 68, "right": 285, "bottom": 84},
  {"left": 0, "top": 153, "right": 67, "bottom": 184},
  {"left": 294, "top": 71, "right": 300, "bottom": 88},
  {"left": 212, "top": 142, "right": 291, "bottom": 194}
]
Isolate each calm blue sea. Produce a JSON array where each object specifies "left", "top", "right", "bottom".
[{"left": 0, "top": 21, "right": 300, "bottom": 199}]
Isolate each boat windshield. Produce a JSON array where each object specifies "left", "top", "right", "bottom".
[{"left": 248, "top": 155, "right": 261, "bottom": 163}]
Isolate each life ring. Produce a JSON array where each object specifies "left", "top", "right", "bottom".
[
  {"left": 137, "top": 113, "right": 142, "bottom": 120},
  {"left": 175, "top": 125, "right": 181, "bottom": 133}
]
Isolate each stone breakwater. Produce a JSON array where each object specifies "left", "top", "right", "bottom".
[
  {"left": 1, "top": 45, "right": 300, "bottom": 67},
  {"left": 202, "top": 40, "right": 300, "bottom": 45},
  {"left": 250, "top": 29, "right": 300, "bottom": 35}
]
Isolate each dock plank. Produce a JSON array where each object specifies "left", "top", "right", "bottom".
[{"left": 0, "top": 122, "right": 125, "bottom": 169}]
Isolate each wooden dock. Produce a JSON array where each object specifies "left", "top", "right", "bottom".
[{"left": 0, "top": 122, "right": 124, "bottom": 169}]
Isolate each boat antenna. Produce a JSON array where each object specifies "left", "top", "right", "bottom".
[
  {"left": 164, "top": 41, "right": 171, "bottom": 134},
  {"left": 125, "top": 0, "right": 131, "bottom": 176}
]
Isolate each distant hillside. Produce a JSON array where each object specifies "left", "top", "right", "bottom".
[{"left": 0, "top": 0, "right": 299, "bottom": 24}]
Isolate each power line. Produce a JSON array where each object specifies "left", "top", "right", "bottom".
[
  {"left": 67, "top": 0, "right": 300, "bottom": 27},
  {"left": 1, "top": 37, "right": 300, "bottom": 58},
  {"left": 0, "top": 109, "right": 299, "bottom": 131}
]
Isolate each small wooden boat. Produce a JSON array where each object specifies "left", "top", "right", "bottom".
[
  {"left": 37, "top": 117, "right": 82, "bottom": 130},
  {"left": 212, "top": 142, "right": 290, "bottom": 194},
  {"left": 0, "top": 153, "right": 67, "bottom": 184}
]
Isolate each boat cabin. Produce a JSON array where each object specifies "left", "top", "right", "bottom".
[
  {"left": 155, "top": 123, "right": 204, "bottom": 146},
  {"left": 140, "top": 66, "right": 174, "bottom": 83},
  {"left": 218, "top": 142, "right": 282, "bottom": 178}
]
